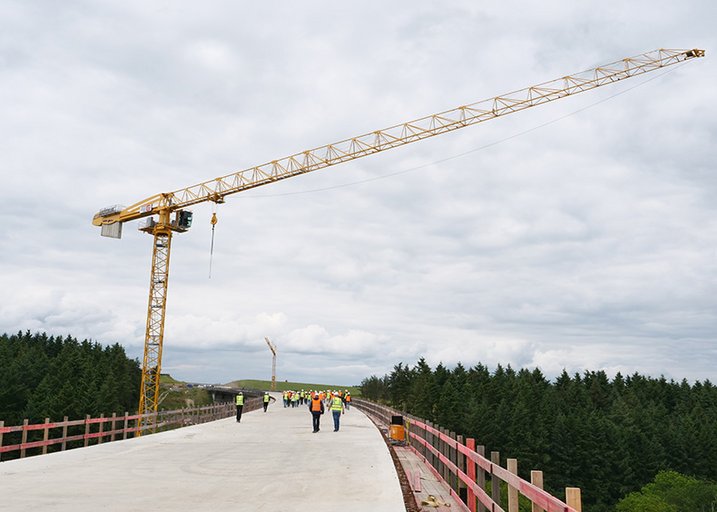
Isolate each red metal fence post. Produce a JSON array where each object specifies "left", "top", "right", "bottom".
[{"left": 466, "top": 438, "right": 477, "bottom": 512}]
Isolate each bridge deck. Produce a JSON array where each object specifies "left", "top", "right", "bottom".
[{"left": 0, "top": 393, "right": 405, "bottom": 511}]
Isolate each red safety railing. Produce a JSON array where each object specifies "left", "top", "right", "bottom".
[
  {"left": 0, "top": 398, "right": 261, "bottom": 462},
  {"left": 355, "top": 399, "right": 582, "bottom": 512}
]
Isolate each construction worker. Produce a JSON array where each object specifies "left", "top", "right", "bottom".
[
  {"left": 235, "top": 391, "right": 244, "bottom": 422},
  {"left": 344, "top": 391, "right": 351, "bottom": 411},
  {"left": 330, "top": 392, "right": 345, "bottom": 432},
  {"left": 308, "top": 391, "right": 325, "bottom": 433},
  {"left": 263, "top": 392, "right": 271, "bottom": 412}
]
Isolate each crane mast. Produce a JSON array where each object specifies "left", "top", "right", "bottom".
[
  {"left": 92, "top": 48, "right": 704, "bottom": 432},
  {"left": 265, "top": 337, "right": 277, "bottom": 391}
]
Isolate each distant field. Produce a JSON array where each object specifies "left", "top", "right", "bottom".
[{"left": 229, "top": 379, "right": 361, "bottom": 395}]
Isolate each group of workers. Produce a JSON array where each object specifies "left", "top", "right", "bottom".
[
  {"left": 234, "top": 389, "right": 353, "bottom": 433},
  {"left": 281, "top": 389, "right": 351, "bottom": 410},
  {"left": 305, "top": 389, "right": 351, "bottom": 433}
]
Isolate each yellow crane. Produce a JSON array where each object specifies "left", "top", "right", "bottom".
[
  {"left": 92, "top": 48, "right": 704, "bottom": 431},
  {"left": 265, "top": 337, "right": 278, "bottom": 391}
]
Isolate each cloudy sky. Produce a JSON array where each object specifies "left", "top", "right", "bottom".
[{"left": 1, "top": 1, "right": 715, "bottom": 387}]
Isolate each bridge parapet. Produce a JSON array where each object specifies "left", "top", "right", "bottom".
[
  {"left": 354, "top": 399, "right": 582, "bottom": 512},
  {"left": 0, "top": 398, "right": 262, "bottom": 462}
]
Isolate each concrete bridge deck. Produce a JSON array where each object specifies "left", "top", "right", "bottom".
[{"left": 0, "top": 393, "right": 405, "bottom": 511}]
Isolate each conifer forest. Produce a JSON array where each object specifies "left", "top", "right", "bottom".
[
  {"left": 0, "top": 331, "right": 141, "bottom": 426},
  {"left": 360, "top": 359, "right": 717, "bottom": 511}
]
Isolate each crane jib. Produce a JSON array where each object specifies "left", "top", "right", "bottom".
[{"left": 89, "top": 47, "right": 704, "bottom": 430}]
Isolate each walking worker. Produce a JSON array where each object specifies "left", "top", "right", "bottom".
[
  {"left": 263, "top": 392, "right": 271, "bottom": 412},
  {"left": 235, "top": 391, "right": 244, "bottom": 422},
  {"left": 309, "top": 391, "right": 325, "bottom": 433},
  {"left": 344, "top": 391, "right": 351, "bottom": 411},
  {"left": 330, "top": 392, "right": 345, "bottom": 432}
]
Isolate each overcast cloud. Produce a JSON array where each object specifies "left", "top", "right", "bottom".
[{"left": 1, "top": 1, "right": 715, "bottom": 386}]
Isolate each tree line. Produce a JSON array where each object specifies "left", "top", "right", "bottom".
[
  {"left": 0, "top": 330, "right": 141, "bottom": 426},
  {"left": 360, "top": 359, "right": 717, "bottom": 511}
]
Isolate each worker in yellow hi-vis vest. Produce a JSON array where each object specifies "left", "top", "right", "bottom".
[
  {"left": 235, "top": 392, "right": 244, "bottom": 422},
  {"left": 263, "top": 392, "right": 271, "bottom": 412},
  {"left": 330, "top": 392, "right": 345, "bottom": 432}
]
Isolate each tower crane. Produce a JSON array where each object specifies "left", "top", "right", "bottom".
[
  {"left": 92, "top": 48, "right": 704, "bottom": 432},
  {"left": 265, "top": 337, "right": 278, "bottom": 391}
]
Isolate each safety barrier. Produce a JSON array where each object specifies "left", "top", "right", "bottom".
[
  {"left": 355, "top": 399, "right": 582, "bottom": 512},
  {"left": 0, "top": 398, "right": 261, "bottom": 462}
]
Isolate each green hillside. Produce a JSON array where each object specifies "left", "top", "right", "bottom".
[{"left": 229, "top": 379, "right": 361, "bottom": 395}]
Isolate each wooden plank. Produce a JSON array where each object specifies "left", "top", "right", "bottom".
[
  {"left": 84, "top": 415, "right": 91, "bottom": 448},
  {"left": 476, "top": 445, "right": 487, "bottom": 512},
  {"left": 42, "top": 418, "right": 50, "bottom": 455},
  {"left": 491, "top": 451, "right": 501, "bottom": 508},
  {"left": 396, "top": 445, "right": 469, "bottom": 511},
  {"left": 21, "top": 419, "right": 28, "bottom": 458},
  {"left": 531, "top": 471, "right": 545, "bottom": 512},
  {"left": 61, "top": 416, "right": 68, "bottom": 451},
  {"left": 566, "top": 488, "right": 582, "bottom": 512},
  {"left": 507, "top": 458, "right": 518, "bottom": 512}
]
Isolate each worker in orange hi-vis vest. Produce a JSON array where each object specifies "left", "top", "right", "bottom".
[
  {"left": 344, "top": 391, "right": 351, "bottom": 411},
  {"left": 309, "top": 392, "right": 325, "bottom": 433}
]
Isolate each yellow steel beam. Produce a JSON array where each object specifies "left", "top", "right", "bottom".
[{"left": 93, "top": 48, "right": 704, "bottom": 228}]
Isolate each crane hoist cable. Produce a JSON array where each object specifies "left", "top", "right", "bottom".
[
  {"left": 209, "top": 210, "right": 218, "bottom": 279},
  {"left": 90, "top": 48, "right": 705, "bottom": 433}
]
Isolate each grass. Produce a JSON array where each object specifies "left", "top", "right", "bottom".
[
  {"left": 157, "top": 373, "right": 213, "bottom": 410},
  {"left": 158, "top": 386, "right": 213, "bottom": 410},
  {"left": 228, "top": 379, "right": 361, "bottom": 396},
  {"left": 159, "top": 373, "right": 182, "bottom": 384}
]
